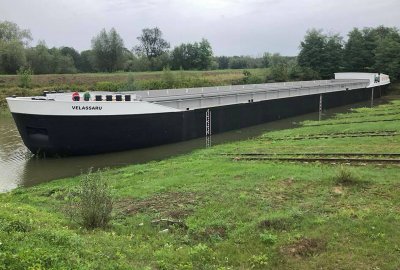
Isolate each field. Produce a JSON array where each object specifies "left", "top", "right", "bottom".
[
  {"left": 0, "top": 69, "right": 268, "bottom": 111},
  {"left": 0, "top": 69, "right": 267, "bottom": 88},
  {"left": 1, "top": 94, "right": 400, "bottom": 269}
]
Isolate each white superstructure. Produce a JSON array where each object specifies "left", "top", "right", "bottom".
[{"left": 334, "top": 72, "right": 390, "bottom": 88}]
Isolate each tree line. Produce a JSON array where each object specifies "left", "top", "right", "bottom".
[
  {"left": 298, "top": 26, "right": 400, "bottom": 81},
  {"left": 0, "top": 20, "right": 399, "bottom": 81}
]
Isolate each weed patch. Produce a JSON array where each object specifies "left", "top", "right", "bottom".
[
  {"left": 333, "top": 165, "right": 363, "bottom": 186},
  {"left": 259, "top": 232, "right": 278, "bottom": 245},
  {"left": 249, "top": 253, "right": 269, "bottom": 269}
]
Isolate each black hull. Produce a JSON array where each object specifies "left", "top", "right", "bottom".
[{"left": 12, "top": 86, "right": 387, "bottom": 156}]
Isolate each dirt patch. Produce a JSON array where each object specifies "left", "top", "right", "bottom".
[
  {"left": 332, "top": 186, "right": 344, "bottom": 195},
  {"left": 280, "top": 178, "right": 294, "bottom": 187},
  {"left": 115, "top": 191, "right": 202, "bottom": 219},
  {"left": 281, "top": 237, "right": 327, "bottom": 257},
  {"left": 167, "top": 209, "right": 193, "bottom": 219}
]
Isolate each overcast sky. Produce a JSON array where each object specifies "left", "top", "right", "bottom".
[{"left": 1, "top": 0, "right": 400, "bottom": 56}]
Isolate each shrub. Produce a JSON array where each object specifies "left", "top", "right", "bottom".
[
  {"left": 333, "top": 165, "right": 361, "bottom": 185},
  {"left": 17, "top": 67, "right": 33, "bottom": 88},
  {"left": 124, "top": 73, "right": 136, "bottom": 91},
  {"left": 67, "top": 169, "right": 113, "bottom": 229},
  {"left": 1, "top": 219, "right": 32, "bottom": 233},
  {"left": 94, "top": 81, "right": 124, "bottom": 91},
  {"left": 162, "top": 66, "right": 175, "bottom": 88},
  {"left": 268, "top": 64, "right": 289, "bottom": 82}
]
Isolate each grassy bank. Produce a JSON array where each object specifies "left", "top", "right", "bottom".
[{"left": 1, "top": 98, "right": 400, "bottom": 269}]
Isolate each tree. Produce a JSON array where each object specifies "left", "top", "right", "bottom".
[
  {"left": 321, "top": 34, "right": 344, "bottom": 76},
  {"left": 374, "top": 37, "right": 400, "bottom": 81},
  {"left": 228, "top": 56, "right": 249, "bottom": 69},
  {"left": 91, "top": 28, "right": 125, "bottom": 72},
  {"left": 196, "top": 39, "right": 213, "bottom": 70},
  {"left": 171, "top": 43, "right": 188, "bottom": 69},
  {"left": 50, "top": 48, "right": 77, "bottom": 74},
  {"left": 215, "top": 56, "right": 229, "bottom": 69},
  {"left": 79, "top": 50, "right": 95, "bottom": 73},
  {"left": 0, "top": 21, "right": 32, "bottom": 74},
  {"left": 0, "top": 21, "right": 32, "bottom": 45},
  {"left": 171, "top": 39, "right": 213, "bottom": 70},
  {"left": 60, "top": 46, "right": 81, "bottom": 71},
  {"left": 0, "top": 40, "right": 27, "bottom": 74},
  {"left": 298, "top": 29, "right": 326, "bottom": 75},
  {"left": 344, "top": 26, "right": 400, "bottom": 75},
  {"left": 134, "top": 27, "right": 170, "bottom": 60},
  {"left": 298, "top": 29, "right": 344, "bottom": 78},
  {"left": 344, "top": 28, "right": 373, "bottom": 71},
  {"left": 26, "top": 41, "right": 53, "bottom": 74},
  {"left": 26, "top": 42, "right": 77, "bottom": 74},
  {"left": 270, "top": 53, "right": 288, "bottom": 66},
  {"left": 262, "top": 52, "right": 271, "bottom": 68}
]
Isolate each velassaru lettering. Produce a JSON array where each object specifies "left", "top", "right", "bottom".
[{"left": 72, "top": 106, "right": 103, "bottom": 110}]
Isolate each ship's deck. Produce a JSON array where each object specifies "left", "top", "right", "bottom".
[
  {"left": 134, "top": 79, "right": 370, "bottom": 110},
  {"left": 13, "top": 78, "right": 375, "bottom": 112}
]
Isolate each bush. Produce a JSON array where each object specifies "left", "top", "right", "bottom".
[
  {"left": 67, "top": 169, "right": 113, "bottom": 229},
  {"left": 1, "top": 219, "right": 32, "bottom": 233},
  {"left": 333, "top": 165, "right": 361, "bottom": 185},
  {"left": 94, "top": 81, "right": 124, "bottom": 91},
  {"left": 268, "top": 64, "right": 289, "bottom": 82},
  {"left": 162, "top": 66, "right": 175, "bottom": 88},
  {"left": 124, "top": 73, "right": 136, "bottom": 91},
  {"left": 17, "top": 67, "right": 33, "bottom": 88}
]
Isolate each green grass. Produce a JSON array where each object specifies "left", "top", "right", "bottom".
[{"left": 1, "top": 100, "right": 400, "bottom": 269}]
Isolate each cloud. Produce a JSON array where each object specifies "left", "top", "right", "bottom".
[{"left": 1, "top": 0, "right": 399, "bottom": 55}]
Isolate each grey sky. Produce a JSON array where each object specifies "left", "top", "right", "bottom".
[{"left": 1, "top": 0, "right": 400, "bottom": 56}]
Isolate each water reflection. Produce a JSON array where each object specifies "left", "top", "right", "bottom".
[{"left": 0, "top": 97, "right": 390, "bottom": 192}]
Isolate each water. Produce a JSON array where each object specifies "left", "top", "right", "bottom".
[{"left": 0, "top": 98, "right": 390, "bottom": 193}]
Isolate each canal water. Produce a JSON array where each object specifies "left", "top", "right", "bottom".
[{"left": 0, "top": 97, "right": 390, "bottom": 193}]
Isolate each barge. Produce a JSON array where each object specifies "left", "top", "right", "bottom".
[{"left": 6, "top": 72, "right": 390, "bottom": 156}]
